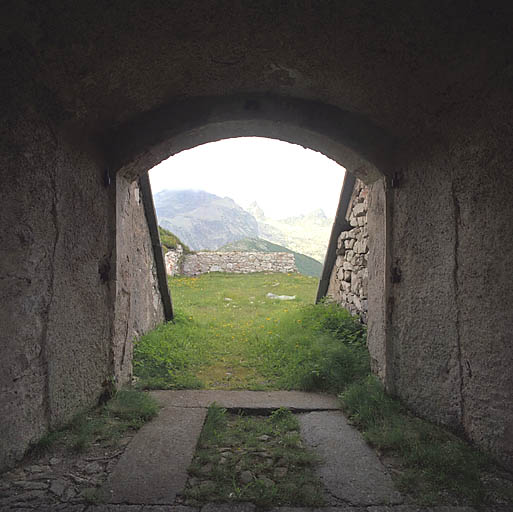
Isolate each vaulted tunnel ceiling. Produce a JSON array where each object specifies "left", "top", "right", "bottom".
[{"left": 4, "top": 1, "right": 513, "bottom": 146}]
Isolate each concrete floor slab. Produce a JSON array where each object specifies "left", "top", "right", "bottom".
[
  {"left": 298, "top": 411, "right": 403, "bottom": 506},
  {"left": 103, "top": 406, "right": 207, "bottom": 504},
  {"left": 149, "top": 390, "right": 340, "bottom": 411}
]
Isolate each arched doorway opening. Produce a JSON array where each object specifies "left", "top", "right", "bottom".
[
  {"left": 141, "top": 136, "right": 350, "bottom": 390},
  {"left": 107, "top": 95, "right": 392, "bottom": 396}
]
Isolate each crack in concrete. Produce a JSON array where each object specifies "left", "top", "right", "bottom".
[
  {"left": 451, "top": 181, "right": 465, "bottom": 427},
  {"left": 40, "top": 152, "right": 60, "bottom": 428},
  {"left": 322, "top": 485, "right": 352, "bottom": 506},
  {"left": 120, "top": 289, "right": 131, "bottom": 377}
]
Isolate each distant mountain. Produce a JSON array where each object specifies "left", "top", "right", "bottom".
[
  {"left": 282, "top": 208, "right": 329, "bottom": 226},
  {"left": 153, "top": 189, "right": 333, "bottom": 264},
  {"left": 246, "top": 203, "right": 332, "bottom": 263},
  {"left": 218, "top": 237, "right": 323, "bottom": 278},
  {"left": 246, "top": 201, "right": 265, "bottom": 221},
  {"left": 154, "top": 190, "right": 258, "bottom": 250}
]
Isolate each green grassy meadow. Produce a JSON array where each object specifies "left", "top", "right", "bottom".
[{"left": 134, "top": 272, "right": 367, "bottom": 391}]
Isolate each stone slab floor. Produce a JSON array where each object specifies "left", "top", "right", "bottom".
[{"left": 1, "top": 391, "right": 508, "bottom": 512}]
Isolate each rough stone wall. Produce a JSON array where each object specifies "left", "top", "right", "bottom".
[
  {"left": 174, "top": 250, "right": 297, "bottom": 276},
  {"left": 327, "top": 180, "right": 369, "bottom": 322},
  {"left": 113, "top": 176, "right": 165, "bottom": 386},
  {"left": 386, "top": 126, "right": 513, "bottom": 466},
  {"left": 0, "top": 117, "right": 166, "bottom": 470},
  {"left": 366, "top": 179, "right": 387, "bottom": 383},
  {"left": 0, "top": 115, "right": 116, "bottom": 470}
]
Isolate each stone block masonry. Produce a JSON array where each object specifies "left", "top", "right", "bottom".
[
  {"left": 165, "top": 248, "right": 297, "bottom": 276},
  {"left": 327, "top": 179, "right": 369, "bottom": 322}
]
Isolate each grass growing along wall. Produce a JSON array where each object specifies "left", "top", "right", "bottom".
[
  {"left": 133, "top": 311, "right": 208, "bottom": 390},
  {"left": 340, "top": 376, "right": 513, "bottom": 505},
  {"left": 251, "top": 302, "right": 368, "bottom": 392},
  {"left": 28, "top": 390, "right": 159, "bottom": 456}
]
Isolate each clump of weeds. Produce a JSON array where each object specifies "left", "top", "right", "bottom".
[
  {"left": 27, "top": 389, "right": 160, "bottom": 455},
  {"left": 185, "top": 404, "right": 324, "bottom": 508},
  {"left": 341, "top": 375, "right": 513, "bottom": 506}
]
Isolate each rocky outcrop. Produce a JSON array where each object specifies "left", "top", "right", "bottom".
[
  {"left": 327, "top": 180, "right": 369, "bottom": 322},
  {"left": 165, "top": 248, "right": 297, "bottom": 276}
]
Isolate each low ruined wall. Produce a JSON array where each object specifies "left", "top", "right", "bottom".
[
  {"left": 165, "top": 249, "right": 297, "bottom": 276},
  {"left": 327, "top": 180, "right": 369, "bottom": 322}
]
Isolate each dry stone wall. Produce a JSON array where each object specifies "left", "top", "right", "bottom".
[
  {"left": 327, "top": 180, "right": 369, "bottom": 322},
  {"left": 165, "top": 248, "right": 296, "bottom": 276}
]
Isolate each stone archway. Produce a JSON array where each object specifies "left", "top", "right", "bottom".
[
  {"left": 105, "top": 95, "right": 395, "bottom": 183},
  {"left": 107, "top": 97, "right": 393, "bottom": 401}
]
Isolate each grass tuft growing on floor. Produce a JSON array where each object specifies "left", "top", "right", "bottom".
[
  {"left": 186, "top": 404, "right": 324, "bottom": 507},
  {"left": 67, "top": 390, "right": 160, "bottom": 453},
  {"left": 105, "top": 389, "right": 160, "bottom": 426},
  {"left": 27, "top": 390, "right": 160, "bottom": 455},
  {"left": 340, "top": 375, "right": 512, "bottom": 505},
  {"left": 199, "top": 402, "right": 228, "bottom": 445}
]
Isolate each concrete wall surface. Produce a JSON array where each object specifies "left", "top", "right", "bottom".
[
  {"left": 114, "top": 177, "right": 165, "bottom": 386},
  {"left": 388, "top": 125, "right": 513, "bottom": 464},
  {"left": 0, "top": 123, "right": 166, "bottom": 471},
  {"left": 366, "top": 179, "right": 387, "bottom": 383},
  {"left": 0, "top": 138, "right": 166, "bottom": 470},
  {"left": 0, "top": 112, "right": 116, "bottom": 469}
]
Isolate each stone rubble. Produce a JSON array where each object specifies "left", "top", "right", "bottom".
[
  {"left": 327, "top": 179, "right": 369, "bottom": 322},
  {"left": 0, "top": 434, "right": 135, "bottom": 511}
]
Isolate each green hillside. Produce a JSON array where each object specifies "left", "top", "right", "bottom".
[
  {"left": 158, "top": 226, "right": 192, "bottom": 254},
  {"left": 218, "top": 237, "right": 323, "bottom": 278}
]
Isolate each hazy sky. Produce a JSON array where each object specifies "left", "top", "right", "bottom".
[{"left": 149, "top": 137, "right": 345, "bottom": 219}]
